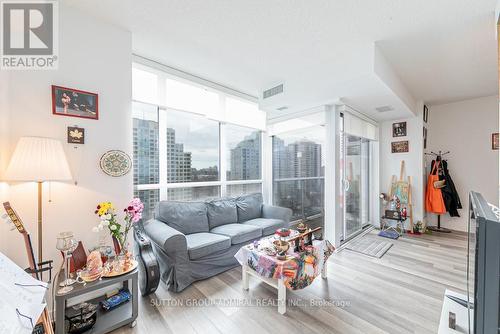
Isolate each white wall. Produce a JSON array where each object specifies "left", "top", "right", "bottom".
[
  {"left": 427, "top": 96, "right": 499, "bottom": 231},
  {"left": 0, "top": 71, "right": 11, "bottom": 252},
  {"left": 379, "top": 102, "right": 425, "bottom": 228},
  {"left": 0, "top": 4, "right": 132, "bottom": 268}
]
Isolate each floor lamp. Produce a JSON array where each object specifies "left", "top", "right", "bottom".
[{"left": 4, "top": 137, "right": 72, "bottom": 263}]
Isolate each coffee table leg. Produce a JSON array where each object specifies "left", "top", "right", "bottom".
[
  {"left": 278, "top": 278, "right": 286, "bottom": 314},
  {"left": 242, "top": 264, "right": 249, "bottom": 290},
  {"left": 321, "top": 261, "right": 328, "bottom": 279}
]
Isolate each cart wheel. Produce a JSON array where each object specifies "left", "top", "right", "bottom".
[{"left": 130, "top": 320, "right": 137, "bottom": 328}]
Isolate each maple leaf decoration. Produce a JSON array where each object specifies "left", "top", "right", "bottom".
[{"left": 70, "top": 129, "right": 83, "bottom": 139}]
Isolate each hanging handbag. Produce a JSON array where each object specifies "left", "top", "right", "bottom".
[
  {"left": 433, "top": 179, "right": 446, "bottom": 189},
  {"left": 425, "top": 160, "right": 447, "bottom": 214}
]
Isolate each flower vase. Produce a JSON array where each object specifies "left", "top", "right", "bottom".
[
  {"left": 121, "top": 242, "right": 132, "bottom": 270},
  {"left": 112, "top": 236, "right": 121, "bottom": 256},
  {"left": 98, "top": 230, "right": 107, "bottom": 249}
]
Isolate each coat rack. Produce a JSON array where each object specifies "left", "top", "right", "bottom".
[{"left": 425, "top": 150, "right": 451, "bottom": 233}]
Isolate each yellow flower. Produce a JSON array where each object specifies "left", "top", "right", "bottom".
[{"left": 96, "top": 201, "right": 115, "bottom": 216}]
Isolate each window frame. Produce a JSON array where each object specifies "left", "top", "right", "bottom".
[{"left": 133, "top": 84, "right": 263, "bottom": 203}]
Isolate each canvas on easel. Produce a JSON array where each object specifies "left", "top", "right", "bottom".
[
  {"left": 388, "top": 161, "right": 414, "bottom": 231},
  {"left": 391, "top": 181, "right": 409, "bottom": 204}
]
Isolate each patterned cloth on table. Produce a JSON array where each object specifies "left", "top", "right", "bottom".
[{"left": 234, "top": 238, "right": 335, "bottom": 290}]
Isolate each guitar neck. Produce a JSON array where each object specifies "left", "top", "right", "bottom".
[{"left": 3, "top": 202, "right": 38, "bottom": 279}]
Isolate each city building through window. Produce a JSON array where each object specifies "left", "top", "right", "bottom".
[
  {"left": 272, "top": 126, "right": 325, "bottom": 224},
  {"left": 132, "top": 65, "right": 264, "bottom": 220}
]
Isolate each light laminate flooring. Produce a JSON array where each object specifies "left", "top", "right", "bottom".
[{"left": 113, "top": 230, "right": 469, "bottom": 334}]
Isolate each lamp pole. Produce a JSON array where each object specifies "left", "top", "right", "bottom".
[{"left": 38, "top": 181, "right": 43, "bottom": 263}]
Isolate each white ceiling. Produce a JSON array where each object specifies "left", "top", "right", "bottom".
[{"left": 66, "top": 0, "right": 498, "bottom": 120}]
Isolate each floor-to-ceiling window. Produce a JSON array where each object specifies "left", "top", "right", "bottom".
[
  {"left": 132, "top": 63, "right": 265, "bottom": 220},
  {"left": 225, "top": 124, "right": 262, "bottom": 197},
  {"left": 272, "top": 121, "right": 325, "bottom": 228}
]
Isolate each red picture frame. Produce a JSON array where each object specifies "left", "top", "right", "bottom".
[{"left": 52, "top": 85, "right": 98, "bottom": 120}]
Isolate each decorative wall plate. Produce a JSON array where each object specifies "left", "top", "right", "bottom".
[{"left": 99, "top": 150, "right": 131, "bottom": 177}]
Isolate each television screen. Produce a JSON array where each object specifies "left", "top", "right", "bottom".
[
  {"left": 468, "top": 191, "right": 500, "bottom": 334},
  {"left": 467, "top": 196, "right": 476, "bottom": 334}
]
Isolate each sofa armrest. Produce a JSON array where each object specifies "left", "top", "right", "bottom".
[
  {"left": 143, "top": 219, "right": 187, "bottom": 253},
  {"left": 262, "top": 205, "right": 293, "bottom": 224}
]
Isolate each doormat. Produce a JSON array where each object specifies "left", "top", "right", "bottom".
[
  {"left": 344, "top": 236, "right": 393, "bottom": 258},
  {"left": 378, "top": 230, "right": 400, "bottom": 239}
]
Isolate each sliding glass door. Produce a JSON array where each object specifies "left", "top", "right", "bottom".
[{"left": 341, "top": 129, "right": 370, "bottom": 241}]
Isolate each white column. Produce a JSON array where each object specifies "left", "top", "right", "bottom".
[
  {"left": 158, "top": 72, "right": 168, "bottom": 200},
  {"left": 324, "top": 105, "right": 343, "bottom": 247},
  {"left": 262, "top": 131, "right": 273, "bottom": 205},
  {"left": 415, "top": 100, "right": 425, "bottom": 224},
  {"left": 158, "top": 108, "right": 168, "bottom": 200},
  {"left": 369, "top": 140, "right": 381, "bottom": 227},
  {"left": 220, "top": 123, "right": 227, "bottom": 197}
]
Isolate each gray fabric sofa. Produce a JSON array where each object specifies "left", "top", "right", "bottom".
[{"left": 143, "top": 193, "right": 292, "bottom": 292}]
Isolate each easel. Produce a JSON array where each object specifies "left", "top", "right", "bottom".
[
  {"left": 3, "top": 202, "right": 54, "bottom": 334},
  {"left": 425, "top": 151, "right": 451, "bottom": 233},
  {"left": 388, "top": 161, "right": 413, "bottom": 232}
]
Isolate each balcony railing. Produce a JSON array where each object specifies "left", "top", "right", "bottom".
[{"left": 273, "top": 177, "right": 324, "bottom": 222}]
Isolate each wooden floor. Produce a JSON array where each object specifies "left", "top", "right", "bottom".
[{"left": 114, "top": 230, "right": 469, "bottom": 334}]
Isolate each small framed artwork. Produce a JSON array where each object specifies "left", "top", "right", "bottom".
[
  {"left": 423, "top": 105, "right": 429, "bottom": 123},
  {"left": 492, "top": 133, "right": 499, "bottom": 150},
  {"left": 52, "top": 85, "right": 98, "bottom": 120},
  {"left": 392, "top": 140, "right": 409, "bottom": 153},
  {"left": 392, "top": 121, "right": 407, "bottom": 137},
  {"left": 423, "top": 127, "right": 427, "bottom": 149},
  {"left": 67, "top": 126, "right": 85, "bottom": 144}
]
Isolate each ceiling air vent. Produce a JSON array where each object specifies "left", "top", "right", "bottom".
[
  {"left": 276, "top": 106, "right": 288, "bottom": 111},
  {"left": 263, "top": 84, "right": 284, "bottom": 99},
  {"left": 375, "top": 105, "right": 394, "bottom": 113}
]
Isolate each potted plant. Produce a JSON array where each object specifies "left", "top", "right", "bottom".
[{"left": 412, "top": 221, "right": 423, "bottom": 235}]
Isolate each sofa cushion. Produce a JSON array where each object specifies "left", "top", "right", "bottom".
[
  {"left": 210, "top": 223, "right": 262, "bottom": 245},
  {"left": 242, "top": 218, "right": 286, "bottom": 236},
  {"left": 185, "top": 233, "right": 231, "bottom": 260},
  {"left": 236, "top": 193, "right": 263, "bottom": 222},
  {"left": 155, "top": 201, "right": 209, "bottom": 235},
  {"left": 206, "top": 198, "right": 238, "bottom": 229}
]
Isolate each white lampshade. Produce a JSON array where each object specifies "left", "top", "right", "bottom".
[{"left": 4, "top": 137, "right": 72, "bottom": 182}]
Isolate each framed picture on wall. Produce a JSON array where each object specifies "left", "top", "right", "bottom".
[
  {"left": 423, "top": 127, "right": 427, "bottom": 149},
  {"left": 423, "top": 105, "right": 429, "bottom": 123},
  {"left": 392, "top": 121, "right": 407, "bottom": 137},
  {"left": 52, "top": 85, "right": 98, "bottom": 120},
  {"left": 391, "top": 140, "right": 409, "bottom": 153},
  {"left": 492, "top": 133, "right": 499, "bottom": 150}
]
